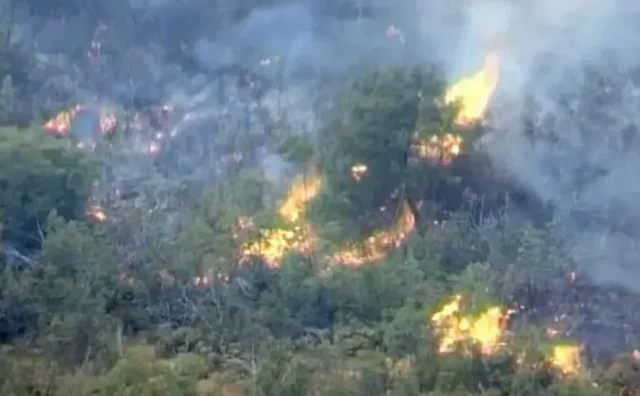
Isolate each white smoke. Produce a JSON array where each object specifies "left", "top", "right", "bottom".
[{"left": 417, "top": 0, "right": 640, "bottom": 289}]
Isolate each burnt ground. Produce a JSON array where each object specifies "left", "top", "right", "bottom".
[{"left": 512, "top": 271, "right": 640, "bottom": 362}]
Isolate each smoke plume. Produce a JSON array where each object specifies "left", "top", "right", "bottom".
[{"left": 432, "top": 0, "right": 640, "bottom": 290}]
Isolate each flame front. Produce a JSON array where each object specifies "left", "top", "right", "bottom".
[
  {"left": 548, "top": 345, "right": 582, "bottom": 376},
  {"left": 239, "top": 171, "right": 321, "bottom": 268},
  {"left": 444, "top": 52, "right": 500, "bottom": 126},
  {"left": 431, "top": 295, "right": 507, "bottom": 355},
  {"left": 331, "top": 200, "right": 416, "bottom": 266}
]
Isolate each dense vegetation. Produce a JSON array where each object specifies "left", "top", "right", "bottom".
[{"left": 2, "top": 2, "right": 640, "bottom": 396}]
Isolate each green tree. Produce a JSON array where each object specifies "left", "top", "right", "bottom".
[
  {"left": 310, "top": 66, "right": 448, "bottom": 239},
  {"left": 0, "top": 126, "right": 98, "bottom": 250},
  {"left": 31, "top": 213, "right": 119, "bottom": 365},
  {"left": 171, "top": 169, "right": 270, "bottom": 279}
]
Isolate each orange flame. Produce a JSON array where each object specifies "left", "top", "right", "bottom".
[
  {"left": 241, "top": 225, "right": 316, "bottom": 268},
  {"left": 239, "top": 170, "right": 322, "bottom": 267},
  {"left": 548, "top": 344, "right": 582, "bottom": 376},
  {"left": 444, "top": 52, "right": 500, "bottom": 126},
  {"left": 278, "top": 171, "right": 322, "bottom": 223},
  {"left": 431, "top": 294, "right": 508, "bottom": 356},
  {"left": 331, "top": 200, "right": 416, "bottom": 266},
  {"left": 43, "top": 106, "right": 81, "bottom": 137}
]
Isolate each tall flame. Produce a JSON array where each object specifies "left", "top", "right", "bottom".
[
  {"left": 239, "top": 170, "right": 321, "bottom": 268},
  {"left": 331, "top": 200, "right": 416, "bottom": 266},
  {"left": 444, "top": 52, "right": 500, "bottom": 126},
  {"left": 431, "top": 294, "right": 508, "bottom": 356},
  {"left": 278, "top": 172, "right": 323, "bottom": 223}
]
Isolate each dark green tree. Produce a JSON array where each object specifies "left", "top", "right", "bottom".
[{"left": 0, "top": 126, "right": 98, "bottom": 250}]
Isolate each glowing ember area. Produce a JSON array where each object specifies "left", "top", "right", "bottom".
[
  {"left": 194, "top": 270, "right": 230, "bottom": 287},
  {"left": 411, "top": 133, "right": 464, "bottom": 165},
  {"left": 193, "top": 276, "right": 210, "bottom": 287},
  {"left": 85, "top": 205, "right": 107, "bottom": 223},
  {"left": 239, "top": 171, "right": 321, "bottom": 268},
  {"left": 331, "top": 200, "right": 416, "bottom": 266},
  {"left": 350, "top": 163, "right": 368, "bottom": 181},
  {"left": 431, "top": 294, "right": 508, "bottom": 355},
  {"left": 548, "top": 344, "right": 582, "bottom": 376},
  {"left": 444, "top": 52, "right": 500, "bottom": 126},
  {"left": 98, "top": 109, "right": 118, "bottom": 134},
  {"left": 278, "top": 173, "right": 322, "bottom": 223}
]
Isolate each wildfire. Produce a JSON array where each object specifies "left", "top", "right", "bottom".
[
  {"left": 331, "top": 200, "right": 416, "bottom": 266},
  {"left": 98, "top": 108, "right": 118, "bottom": 134},
  {"left": 410, "top": 133, "right": 464, "bottom": 166},
  {"left": 43, "top": 105, "right": 117, "bottom": 138},
  {"left": 85, "top": 204, "right": 107, "bottom": 223},
  {"left": 193, "top": 270, "right": 230, "bottom": 288},
  {"left": 241, "top": 225, "right": 316, "bottom": 268},
  {"left": 350, "top": 163, "right": 368, "bottom": 181},
  {"left": 43, "top": 106, "right": 81, "bottom": 137},
  {"left": 444, "top": 52, "right": 500, "bottom": 126},
  {"left": 548, "top": 344, "right": 582, "bottom": 376},
  {"left": 239, "top": 170, "right": 321, "bottom": 268},
  {"left": 431, "top": 294, "right": 508, "bottom": 356},
  {"left": 278, "top": 171, "right": 322, "bottom": 223}
]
